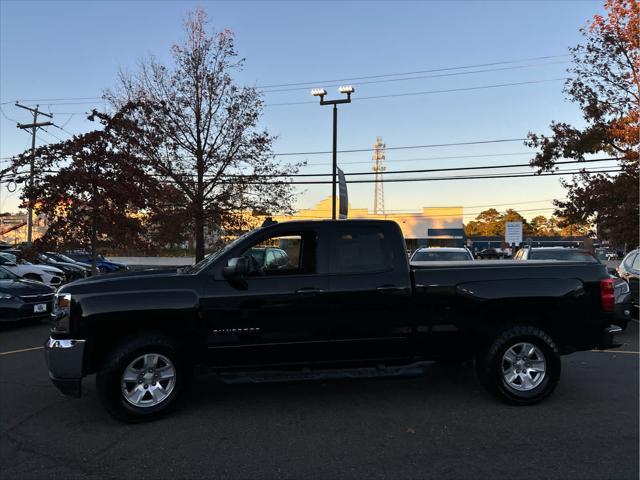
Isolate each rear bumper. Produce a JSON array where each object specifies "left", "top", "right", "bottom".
[
  {"left": 596, "top": 325, "right": 623, "bottom": 350},
  {"left": 44, "top": 337, "right": 85, "bottom": 398}
]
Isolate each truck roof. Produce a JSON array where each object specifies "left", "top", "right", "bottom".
[{"left": 260, "top": 219, "right": 400, "bottom": 229}]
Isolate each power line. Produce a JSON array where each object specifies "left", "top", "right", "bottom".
[
  {"left": 0, "top": 54, "right": 571, "bottom": 106},
  {"left": 280, "top": 206, "right": 563, "bottom": 220},
  {"left": 255, "top": 54, "right": 570, "bottom": 89},
  {"left": 303, "top": 151, "right": 534, "bottom": 167},
  {"left": 0, "top": 106, "right": 19, "bottom": 123},
  {"left": 37, "top": 127, "right": 64, "bottom": 143},
  {"left": 226, "top": 157, "right": 619, "bottom": 178},
  {"left": 11, "top": 77, "right": 566, "bottom": 108},
  {"left": 0, "top": 96, "right": 102, "bottom": 105},
  {"left": 2, "top": 157, "right": 619, "bottom": 181},
  {"left": 265, "top": 78, "right": 568, "bottom": 106},
  {"left": 379, "top": 198, "right": 566, "bottom": 213},
  {"left": 273, "top": 138, "right": 528, "bottom": 156},
  {"left": 221, "top": 168, "right": 623, "bottom": 186},
  {"left": 262, "top": 61, "right": 569, "bottom": 94}
]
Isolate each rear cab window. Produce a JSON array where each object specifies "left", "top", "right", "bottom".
[
  {"left": 329, "top": 222, "right": 410, "bottom": 274},
  {"left": 328, "top": 221, "right": 410, "bottom": 288},
  {"left": 332, "top": 228, "right": 394, "bottom": 273}
]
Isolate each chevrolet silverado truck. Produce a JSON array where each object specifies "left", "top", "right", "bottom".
[{"left": 45, "top": 220, "right": 623, "bottom": 421}]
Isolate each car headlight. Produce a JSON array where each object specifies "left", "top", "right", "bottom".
[
  {"left": 0, "top": 293, "right": 18, "bottom": 301},
  {"left": 52, "top": 292, "right": 72, "bottom": 333}
]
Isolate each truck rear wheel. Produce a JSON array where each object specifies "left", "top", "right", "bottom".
[
  {"left": 96, "top": 333, "right": 187, "bottom": 422},
  {"left": 476, "top": 324, "right": 561, "bottom": 405}
]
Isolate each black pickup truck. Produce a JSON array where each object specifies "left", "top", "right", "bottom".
[{"left": 45, "top": 219, "right": 623, "bottom": 421}]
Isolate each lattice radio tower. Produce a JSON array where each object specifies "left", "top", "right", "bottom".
[{"left": 372, "top": 136, "right": 386, "bottom": 214}]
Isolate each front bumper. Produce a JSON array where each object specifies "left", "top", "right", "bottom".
[{"left": 44, "top": 337, "right": 85, "bottom": 397}]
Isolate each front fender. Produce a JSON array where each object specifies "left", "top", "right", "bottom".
[{"left": 78, "top": 289, "right": 199, "bottom": 320}]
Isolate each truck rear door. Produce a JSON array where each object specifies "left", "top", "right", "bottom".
[{"left": 325, "top": 222, "right": 413, "bottom": 364}]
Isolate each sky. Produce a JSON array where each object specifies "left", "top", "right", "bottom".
[{"left": 0, "top": 0, "right": 612, "bottom": 220}]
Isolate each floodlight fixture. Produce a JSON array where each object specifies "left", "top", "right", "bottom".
[
  {"left": 311, "top": 88, "right": 327, "bottom": 97},
  {"left": 338, "top": 85, "right": 354, "bottom": 94}
]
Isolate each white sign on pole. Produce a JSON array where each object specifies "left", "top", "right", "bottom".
[{"left": 505, "top": 221, "right": 523, "bottom": 245}]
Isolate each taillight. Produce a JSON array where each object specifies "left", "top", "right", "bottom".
[{"left": 600, "top": 278, "right": 615, "bottom": 311}]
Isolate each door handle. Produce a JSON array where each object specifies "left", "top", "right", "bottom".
[
  {"left": 295, "top": 288, "right": 325, "bottom": 295},
  {"left": 376, "top": 285, "right": 409, "bottom": 293}
]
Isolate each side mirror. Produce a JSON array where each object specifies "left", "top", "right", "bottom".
[
  {"left": 223, "top": 257, "right": 250, "bottom": 278},
  {"left": 607, "top": 267, "right": 619, "bottom": 277},
  {"left": 223, "top": 257, "right": 251, "bottom": 290}
]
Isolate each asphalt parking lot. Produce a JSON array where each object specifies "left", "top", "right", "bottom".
[{"left": 0, "top": 320, "right": 638, "bottom": 480}]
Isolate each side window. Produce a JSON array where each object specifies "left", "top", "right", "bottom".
[
  {"left": 625, "top": 252, "right": 637, "bottom": 269},
  {"left": 632, "top": 253, "right": 640, "bottom": 272},
  {"left": 241, "top": 234, "right": 307, "bottom": 276},
  {"left": 333, "top": 226, "right": 393, "bottom": 274}
]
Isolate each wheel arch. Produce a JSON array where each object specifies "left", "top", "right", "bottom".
[{"left": 82, "top": 312, "right": 204, "bottom": 375}]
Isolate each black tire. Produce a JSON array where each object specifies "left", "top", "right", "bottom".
[
  {"left": 476, "top": 324, "right": 561, "bottom": 405},
  {"left": 96, "top": 333, "right": 188, "bottom": 423}
]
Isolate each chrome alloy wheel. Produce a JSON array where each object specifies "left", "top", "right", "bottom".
[
  {"left": 501, "top": 342, "right": 546, "bottom": 392},
  {"left": 121, "top": 353, "right": 176, "bottom": 407}
]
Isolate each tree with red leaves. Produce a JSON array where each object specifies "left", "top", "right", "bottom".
[
  {"left": 2, "top": 111, "right": 157, "bottom": 273},
  {"left": 527, "top": 0, "right": 639, "bottom": 247}
]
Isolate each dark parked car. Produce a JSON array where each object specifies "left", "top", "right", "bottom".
[
  {"left": 46, "top": 252, "right": 92, "bottom": 270},
  {"left": 35, "top": 253, "right": 89, "bottom": 282},
  {"left": 246, "top": 246, "right": 292, "bottom": 271},
  {"left": 476, "top": 248, "right": 503, "bottom": 259},
  {"left": 514, "top": 247, "right": 599, "bottom": 263},
  {"left": 63, "top": 251, "right": 128, "bottom": 273},
  {"left": 0, "top": 266, "right": 55, "bottom": 322},
  {"left": 616, "top": 249, "right": 639, "bottom": 318},
  {"left": 45, "top": 219, "right": 623, "bottom": 422}
]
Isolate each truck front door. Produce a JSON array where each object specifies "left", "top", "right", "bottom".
[{"left": 202, "top": 226, "right": 332, "bottom": 367}]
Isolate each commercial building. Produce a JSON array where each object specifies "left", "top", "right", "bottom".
[{"left": 272, "top": 197, "right": 465, "bottom": 251}]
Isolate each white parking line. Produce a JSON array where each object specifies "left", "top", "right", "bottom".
[
  {"left": 591, "top": 349, "right": 640, "bottom": 355},
  {"left": 0, "top": 346, "right": 43, "bottom": 356}
]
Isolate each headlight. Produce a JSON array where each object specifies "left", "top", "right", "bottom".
[
  {"left": 0, "top": 293, "right": 18, "bottom": 301},
  {"left": 52, "top": 292, "right": 72, "bottom": 333}
]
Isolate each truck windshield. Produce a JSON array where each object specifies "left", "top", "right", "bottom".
[
  {"left": 181, "top": 229, "right": 258, "bottom": 274},
  {"left": 412, "top": 251, "right": 471, "bottom": 261}
]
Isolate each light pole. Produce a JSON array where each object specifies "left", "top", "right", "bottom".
[{"left": 311, "top": 86, "right": 354, "bottom": 220}]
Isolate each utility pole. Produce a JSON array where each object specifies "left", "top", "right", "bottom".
[
  {"left": 15, "top": 103, "right": 53, "bottom": 244},
  {"left": 311, "top": 86, "right": 355, "bottom": 220}
]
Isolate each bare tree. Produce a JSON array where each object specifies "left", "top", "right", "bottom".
[{"left": 107, "top": 8, "right": 300, "bottom": 261}]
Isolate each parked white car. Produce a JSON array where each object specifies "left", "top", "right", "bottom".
[
  {"left": 410, "top": 247, "right": 474, "bottom": 265},
  {"left": 0, "top": 252, "right": 65, "bottom": 287}
]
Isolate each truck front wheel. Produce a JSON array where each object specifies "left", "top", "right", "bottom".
[
  {"left": 96, "top": 333, "right": 187, "bottom": 422},
  {"left": 476, "top": 325, "right": 561, "bottom": 405}
]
